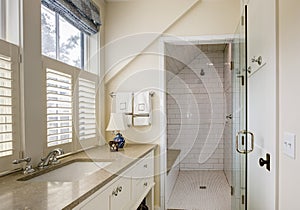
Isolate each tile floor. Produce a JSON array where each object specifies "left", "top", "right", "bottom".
[{"left": 167, "top": 170, "right": 231, "bottom": 210}]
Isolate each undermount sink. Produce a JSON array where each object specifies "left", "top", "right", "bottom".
[{"left": 22, "top": 161, "right": 112, "bottom": 182}]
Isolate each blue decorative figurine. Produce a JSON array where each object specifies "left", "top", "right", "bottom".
[{"left": 114, "top": 133, "right": 125, "bottom": 149}]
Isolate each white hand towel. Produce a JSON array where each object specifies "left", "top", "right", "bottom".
[
  {"left": 115, "top": 92, "right": 133, "bottom": 114},
  {"left": 133, "top": 91, "right": 151, "bottom": 115},
  {"left": 133, "top": 116, "right": 151, "bottom": 126}
]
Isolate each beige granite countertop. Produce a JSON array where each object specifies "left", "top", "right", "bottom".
[{"left": 0, "top": 144, "right": 157, "bottom": 210}]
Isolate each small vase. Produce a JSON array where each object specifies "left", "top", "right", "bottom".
[{"left": 114, "top": 133, "right": 125, "bottom": 148}]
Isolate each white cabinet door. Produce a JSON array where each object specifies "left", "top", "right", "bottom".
[
  {"left": 109, "top": 176, "right": 131, "bottom": 210},
  {"left": 79, "top": 187, "right": 110, "bottom": 210}
]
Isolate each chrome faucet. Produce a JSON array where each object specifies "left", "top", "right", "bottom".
[
  {"left": 38, "top": 148, "right": 64, "bottom": 169},
  {"left": 12, "top": 157, "right": 35, "bottom": 174}
]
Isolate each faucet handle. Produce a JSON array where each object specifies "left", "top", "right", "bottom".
[
  {"left": 51, "top": 156, "right": 60, "bottom": 165},
  {"left": 51, "top": 148, "right": 64, "bottom": 164},
  {"left": 53, "top": 148, "right": 64, "bottom": 156},
  {"left": 12, "top": 157, "right": 35, "bottom": 174},
  {"left": 12, "top": 157, "right": 32, "bottom": 164},
  {"left": 24, "top": 164, "right": 35, "bottom": 174}
]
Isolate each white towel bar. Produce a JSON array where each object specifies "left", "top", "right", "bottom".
[{"left": 110, "top": 91, "right": 155, "bottom": 98}]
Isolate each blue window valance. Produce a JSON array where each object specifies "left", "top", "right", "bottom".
[{"left": 41, "top": 0, "right": 101, "bottom": 35}]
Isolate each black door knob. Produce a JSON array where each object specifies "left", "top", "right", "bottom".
[{"left": 259, "top": 153, "right": 270, "bottom": 171}]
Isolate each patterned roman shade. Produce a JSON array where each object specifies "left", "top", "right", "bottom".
[{"left": 41, "top": 0, "right": 101, "bottom": 35}]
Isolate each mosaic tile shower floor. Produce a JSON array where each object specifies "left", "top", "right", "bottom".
[{"left": 167, "top": 170, "right": 230, "bottom": 210}]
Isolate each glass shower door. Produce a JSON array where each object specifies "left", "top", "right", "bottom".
[{"left": 231, "top": 5, "right": 251, "bottom": 210}]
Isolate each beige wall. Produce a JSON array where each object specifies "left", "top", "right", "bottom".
[
  {"left": 104, "top": 0, "right": 240, "bottom": 82},
  {"left": 278, "top": 0, "right": 300, "bottom": 209},
  {"left": 104, "top": 0, "right": 240, "bottom": 208},
  {"left": 104, "top": 0, "right": 240, "bottom": 141}
]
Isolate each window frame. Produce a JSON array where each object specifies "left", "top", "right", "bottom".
[{"left": 41, "top": 3, "right": 101, "bottom": 156}]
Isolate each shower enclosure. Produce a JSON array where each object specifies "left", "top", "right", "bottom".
[
  {"left": 162, "top": 6, "right": 249, "bottom": 210},
  {"left": 165, "top": 42, "right": 232, "bottom": 210}
]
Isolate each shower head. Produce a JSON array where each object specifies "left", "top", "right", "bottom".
[{"left": 200, "top": 69, "right": 205, "bottom": 76}]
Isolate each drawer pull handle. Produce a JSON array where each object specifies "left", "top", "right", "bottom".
[
  {"left": 117, "top": 186, "right": 123, "bottom": 192},
  {"left": 144, "top": 164, "right": 148, "bottom": 168},
  {"left": 144, "top": 182, "right": 148, "bottom": 187},
  {"left": 112, "top": 186, "right": 123, "bottom": 196},
  {"left": 112, "top": 189, "right": 118, "bottom": 196}
]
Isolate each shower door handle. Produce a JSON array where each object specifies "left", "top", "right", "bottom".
[{"left": 236, "top": 130, "right": 254, "bottom": 154}]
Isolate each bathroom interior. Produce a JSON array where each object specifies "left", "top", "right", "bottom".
[
  {"left": 164, "top": 41, "right": 240, "bottom": 210},
  {"left": 1, "top": 0, "right": 298, "bottom": 209}
]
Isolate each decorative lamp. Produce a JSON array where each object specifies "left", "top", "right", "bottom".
[{"left": 106, "top": 113, "right": 127, "bottom": 148}]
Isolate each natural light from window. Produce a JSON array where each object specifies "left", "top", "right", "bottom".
[{"left": 41, "top": 5, "right": 84, "bottom": 69}]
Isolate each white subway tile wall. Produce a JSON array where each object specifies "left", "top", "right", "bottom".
[{"left": 166, "top": 44, "right": 228, "bottom": 171}]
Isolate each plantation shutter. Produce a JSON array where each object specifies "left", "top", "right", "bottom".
[
  {"left": 46, "top": 68, "right": 73, "bottom": 147},
  {"left": 78, "top": 77, "right": 96, "bottom": 140},
  {"left": 0, "top": 40, "right": 20, "bottom": 173},
  {"left": 0, "top": 54, "right": 14, "bottom": 157}
]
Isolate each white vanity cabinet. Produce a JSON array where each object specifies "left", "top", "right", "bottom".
[
  {"left": 130, "top": 151, "right": 155, "bottom": 209},
  {"left": 109, "top": 175, "right": 131, "bottom": 210},
  {"left": 78, "top": 186, "right": 110, "bottom": 210},
  {"left": 74, "top": 150, "right": 154, "bottom": 210}
]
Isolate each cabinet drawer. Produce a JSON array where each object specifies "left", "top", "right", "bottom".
[
  {"left": 131, "top": 176, "right": 153, "bottom": 201},
  {"left": 109, "top": 176, "right": 131, "bottom": 210},
  {"left": 132, "top": 151, "right": 154, "bottom": 179}
]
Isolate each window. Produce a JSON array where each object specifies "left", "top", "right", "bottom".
[
  {"left": 43, "top": 57, "right": 99, "bottom": 152},
  {"left": 46, "top": 68, "right": 73, "bottom": 147},
  {"left": 0, "top": 0, "right": 6, "bottom": 40},
  {"left": 41, "top": 5, "right": 85, "bottom": 69},
  {"left": 41, "top": 0, "right": 101, "bottom": 153},
  {"left": 0, "top": 0, "right": 19, "bottom": 45},
  {"left": 0, "top": 39, "right": 20, "bottom": 172}
]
